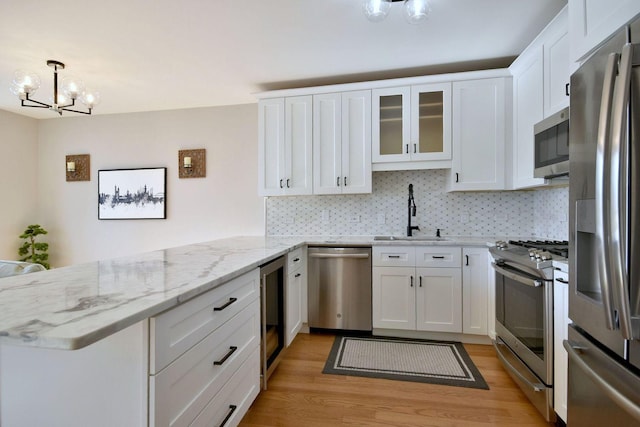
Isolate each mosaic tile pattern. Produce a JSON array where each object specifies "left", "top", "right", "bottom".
[
  {"left": 533, "top": 185, "right": 569, "bottom": 240},
  {"left": 266, "top": 170, "right": 570, "bottom": 240}
]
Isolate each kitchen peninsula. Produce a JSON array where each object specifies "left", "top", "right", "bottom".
[{"left": 0, "top": 235, "right": 493, "bottom": 426}]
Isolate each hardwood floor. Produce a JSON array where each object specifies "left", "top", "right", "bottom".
[{"left": 240, "top": 332, "right": 553, "bottom": 427}]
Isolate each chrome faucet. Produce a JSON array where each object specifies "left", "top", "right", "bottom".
[{"left": 407, "top": 184, "right": 420, "bottom": 236}]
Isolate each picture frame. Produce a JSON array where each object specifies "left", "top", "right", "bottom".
[{"left": 98, "top": 167, "right": 167, "bottom": 220}]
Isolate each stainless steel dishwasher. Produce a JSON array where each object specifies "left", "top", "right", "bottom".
[{"left": 308, "top": 246, "right": 372, "bottom": 331}]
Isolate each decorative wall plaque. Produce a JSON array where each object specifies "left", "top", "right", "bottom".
[
  {"left": 178, "top": 149, "right": 206, "bottom": 179},
  {"left": 66, "top": 154, "right": 90, "bottom": 182}
]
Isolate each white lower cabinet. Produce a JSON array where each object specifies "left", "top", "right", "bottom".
[
  {"left": 372, "top": 246, "right": 462, "bottom": 333},
  {"left": 286, "top": 246, "right": 307, "bottom": 346},
  {"left": 149, "top": 269, "right": 261, "bottom": 427},
  {"left": 373, "top": 246, "right": 489, "bottom": 337},
  {"left": 462, "top": 247, "right": 489, "bottom": 336},
  {"left": 553, "top": 267, "right": 570, "bottom": 423}
]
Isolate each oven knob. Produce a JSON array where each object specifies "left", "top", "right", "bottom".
[{"left": 539, "top": 252, "right": 552, "bottom": 261}]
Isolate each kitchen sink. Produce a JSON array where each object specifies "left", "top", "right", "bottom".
[{"left": 373, "top": 236, "right": 449, "bottom": 242}]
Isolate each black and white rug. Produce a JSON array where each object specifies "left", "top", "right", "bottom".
[{"left": 323, "top": 335, "right": 489, "bottom": 390}]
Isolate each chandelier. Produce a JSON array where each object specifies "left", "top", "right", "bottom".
[
  {"left": 10, "top": 60, "right": 100, "bottom": 115},
  {"left": 363, "top": 0, "right": 431, "bottom": 24}
]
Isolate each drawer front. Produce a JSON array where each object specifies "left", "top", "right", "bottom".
[
  {"left": 150, "top": 299, "right": 260, "bottom": 427},
  {"left": 287, "top": 247, "right": 305, "bottom": 273},
  {"left": 372, "top": 246, "right": 416, "bottom": 267},
  {"left": 191, "top": 347, "right": 260, "bottom": 427},
  {"left": 415, "top": 246, "right": 461, "bottom": 268},
  {"left": 150, "top": 268, "right": 259, "bottom": 373}
]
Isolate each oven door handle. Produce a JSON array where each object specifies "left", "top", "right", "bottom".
[{"left": 491, "top": 263, "right": 544, "bottom": 287}]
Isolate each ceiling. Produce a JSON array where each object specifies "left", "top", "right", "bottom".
[{"left": 0, "top": 0, "right": 567, "bottom": 119}]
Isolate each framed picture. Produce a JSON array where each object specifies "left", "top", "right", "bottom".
[{"left": 98, "top": 167, "right": 167, "bottom": 220}]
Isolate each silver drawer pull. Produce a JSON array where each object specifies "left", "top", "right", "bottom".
[
  {"left": 219, "top": 404, "right": 238, "bottom": 427},
  {"left": 213, "top": 346, "right": 238, "bottom": 366},
  {"left": 213, "top": 297, "right": 238, "bottom": 311}
]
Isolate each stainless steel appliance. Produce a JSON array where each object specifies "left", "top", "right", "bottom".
[
  {"left": 566, "top": 15, "right": 640, "bottom": 425},
  {"left": 260, "top": 256, "right": 285, "bottom": 390},
  {"left": 308, "top": 247, "right": 372, "bottom": 331},
  {"left": 534, "top": 106, "right": 570, "bottom": 179},
  {"left": 490, "top": 239, "right": 568, "bottom": 422}
]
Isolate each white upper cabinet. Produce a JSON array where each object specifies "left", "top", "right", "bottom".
[
  {"left": 313, "top": 90, "right": 372, "bottom": 195},
  {"left": 449, "top": 77, "right": 509, "bottom": 191},
  {"left": 569, "top": 0, "right": 640, "bottom": 63},
  {"left": 372, "top": 83, "right": 452, "bottom": 170},
  {"left": 544, "top": 6, "right": 570, "bottom": 116},
  {"left": 258, "top": 96, "right": 312, "bottom": 196},
  {"left": 512, "top": 46, "right": 545, "bottom": 189},
  {"left": 511, "top": 6, "right": 568, "bottom": 190}
]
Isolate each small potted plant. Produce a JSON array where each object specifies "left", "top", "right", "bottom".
[{"left": 18, "top": 224, "right": 50, "bottom": 269}]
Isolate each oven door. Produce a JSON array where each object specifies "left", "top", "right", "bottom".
[{"left": 493, "top": 260, "right": 553, "bottom": 384}]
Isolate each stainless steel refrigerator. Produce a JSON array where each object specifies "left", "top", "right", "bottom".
[{"left": 567, "top": 14, "right": 640, "bottom": 425}]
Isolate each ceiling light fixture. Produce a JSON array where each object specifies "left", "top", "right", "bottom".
[
  {"left": 10, "top": 60, "right": 100, "bottom": 115},
  {"left": 362, "top": 0, "right": 431, "bottom": 24}
]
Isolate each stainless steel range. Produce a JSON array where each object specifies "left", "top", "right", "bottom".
[{"left": 489, "top": 239, "right": 568, "bottom": 423}]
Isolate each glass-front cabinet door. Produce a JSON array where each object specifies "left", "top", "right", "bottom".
[
  {"left": 372, "top": 87, "right": 411, "bottom": 163},
  {"left": 410, "top": 83, "right": 451, "bottom": 161},
  {"left": 372, "top": 84, "right": 451, "bottom": 164}
]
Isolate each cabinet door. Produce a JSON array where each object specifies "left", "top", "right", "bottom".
[
  {"left": 372, "top": 266, "right": 416, "bottom": 330},
  {"left": 313, "top": 93, "right": 342, "bottom": 195},
  {"left": 372, "top": 87, "right": 411, "bottom": 163},
  {"left": 284, "top": 96, "right": 313, "bottom": 195},
  {"left": 258, "top": 98, "right": 285, "bottom": 196},
  {"left": 450, "top": 78, "right": 507, "bottom": 191},
  {"left": 462, "top": 248, "right": 489, "bottom": 336},
  {"left": 544, "top": 9, "right": 570, "bottom": 116},
  {"left": 341, "top": 90, "right": 372, "bottom": 194},
  {"left": 416, "top": 267, "right": 462, "bottom": 333},
  {"left": 512, "top": 47, "right": 545, "bottom": 189},
  {"left": 569, "top": 0, "right": 640, "bottom": 62},
  {"left": 410, "top": 83, "right": 452, "bottom": 161},
  {"left": 286, "top": 269, "right": 304, "bottom": 346}
]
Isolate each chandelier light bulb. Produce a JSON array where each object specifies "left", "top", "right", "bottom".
[
  {"left": 363, "top": 0, "right": 392, "bottom": 22},
  {"left": 62, "top": 76, "right": 85, "bottom": 100},
  {"left": 404, "top": 0, "right": 430, "bottom": 24},
  {"left": 12, "top": 70, "right": 41, "bottom": 95},
  {"left": 81, "top": 90, "right": 101, "bottom": 109}
]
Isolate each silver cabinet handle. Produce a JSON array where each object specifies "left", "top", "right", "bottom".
[
  {"left": 564, "top": 339, "right": 640, "bottom": 422},
  {"left": 491, "top": 263, "right": 544, "bottom": 288},
  {"left": 595, "top": 52, "right": 618, "bottom": 331},
  {"left": 609, "top": 43, "right": 634, "bottom": 339}
]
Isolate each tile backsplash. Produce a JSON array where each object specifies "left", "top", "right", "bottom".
[{"left": 266, "top": 170, "right": 569, "bottom": 241}]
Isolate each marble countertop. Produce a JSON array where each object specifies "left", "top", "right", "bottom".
[{"left": 0, "top": 234, "right": 501, "bottom": 350}]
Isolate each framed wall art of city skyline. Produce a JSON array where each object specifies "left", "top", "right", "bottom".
[{"left": 98, "top": 167, "right": 167, "bottom": 220}]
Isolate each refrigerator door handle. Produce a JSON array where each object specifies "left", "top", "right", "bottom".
[
  {"left": 610, "top": 43, "right": 634, "bottom": 339},
  {"left": 564, "top": 339, "right": 640, "bottom": 422},
  {"left": 595, "top": 52, "right": 620, "bottom": 331}
]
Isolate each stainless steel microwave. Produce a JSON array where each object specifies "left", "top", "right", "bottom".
[{"left": 534, "top": 107, "right": 569, "bottom": 179}]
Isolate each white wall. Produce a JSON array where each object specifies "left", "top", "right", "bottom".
[
  {"left": 0, "top": 109, "right": 39, "bottom": 260},
  {"left": 36, "top": 104, "right": 264, "bottom": 267}
]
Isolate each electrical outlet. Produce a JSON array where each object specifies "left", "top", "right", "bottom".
[
  {"left": 321, "top": 210, "right": 330, "bottom": 222},
  {"left": 284, "top": 216, "right": 295, "bottom": 224},
  {"left": 377, "top": 213, "right": 386, "bottom": 224},
  {"left": 349, "top": 215, "right": 360, "bottom": 223}
]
